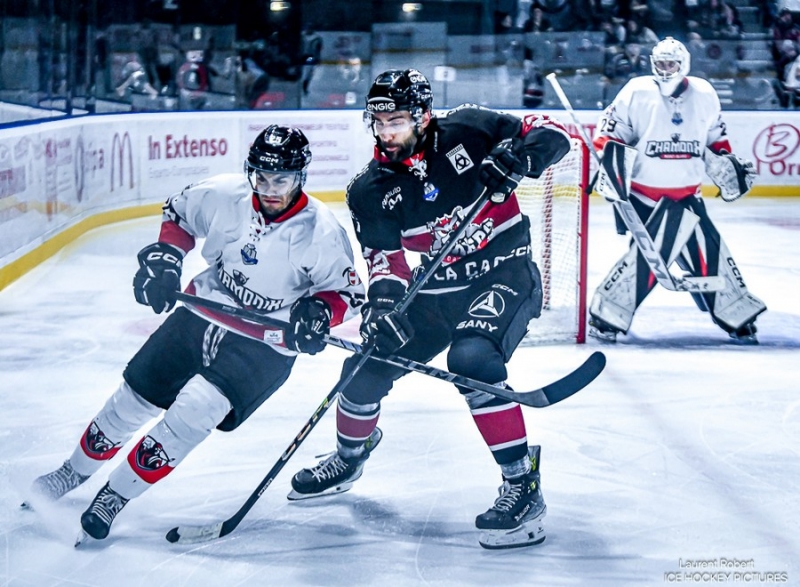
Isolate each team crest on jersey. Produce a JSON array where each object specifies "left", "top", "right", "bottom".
[
  {"left": 428, "top": 207, "right": 494, "bottom": 262},
  {"left": 445, "top": 144, "right": 474, "bottom": 174},
  {"left": 342, "top": 266, "right": 361, "bottom": 286},
  {"left": 644, "top": 136, "right": 701, "bottom": 159},
  {"left": 468, "top": 290, "right": 506, "bottom": 318},
  {"left": 423, "top": 182, "right": 439, "bottom": 201},
  {"left": 232, "top": 269, "right": 249, "bottom": 286},
  {"left": 241, "top": 243, "right": 258, "bottom": 265},
  {"left": 409, "top": 155, "right": 427, "bottom": 180}
]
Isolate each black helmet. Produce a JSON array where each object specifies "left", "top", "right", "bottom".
[
  {"left": 246, "top": 125, "right": 312, "bottom": 175},
  {"left": 365, "top": 69, "right": 433, "bottom": 119}
]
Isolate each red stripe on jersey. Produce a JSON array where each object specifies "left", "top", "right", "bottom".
[
  {"left": 337, "top": 405, "right": 379, "bottom": 441},
  {"left": 313, "top": 291, "right": 349, "bottom": 327},
  {"left": 366, "top": 248, "right": 412, "bottom": 285},
  {"left": 521, "top": 113, "right": 569, "bottom": 136},
  {"left": 632, "top": 181, "right": 701, "bottom": 202},
  {"left": 159, "top": 221, "right": 195, "bottom": 255},
  {"left": 708, "top": 140, "right": 733, "bottom": 155},
  {"left": 470, "top": 404, "right": 527, "bottom": 448}
]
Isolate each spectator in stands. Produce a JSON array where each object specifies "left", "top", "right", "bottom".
[
  {"left": 599, "top": 16, "right": 627, "bottom": 55},
  {"left": 301, "top": 26, "right": 323, "bottom": 96},
  {"left": 134, "top": 19, "right": 161, "bottom": 92},
  {"left": 532, "top": 0, "right": 577, "bottom": 32},
  {"left": 623, "top": 19, "right": 660, "bottom": 45},
  {"left": 115, "top": 60, "right": 159, "bottom": 99},
  {"left": 524, "top": 7, "right": 553, "bottom": 32},
  {"left": 771, "top": 9, "right": 800, "bottom": 74},
  {"left": 522, "top": 47, "right": 545, "bottom": 107},
  {"left": 694, "top": 0, "right": 744, "bottom": 39},
  {"left": 605, "top": 42, "right": 651, "bottom": 81},
  {"left": 776, "top": 51, "right": 800, "bottom": 106}
]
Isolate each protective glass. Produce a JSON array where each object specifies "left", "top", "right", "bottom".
[{"left": 247, "top": 169, "right": 301, "bottom": 196}]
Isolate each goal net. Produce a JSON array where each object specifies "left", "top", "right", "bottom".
[{"left": 516, "top": 137, "right": 589, "bottom": 344}]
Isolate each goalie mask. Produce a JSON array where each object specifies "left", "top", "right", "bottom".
[
  {"left": 650, "top": 37, "right": 691, "bottom": 96},
  {"left": 364, "top": 69, "right": 433, "bottom": 136},
  {"left": 245, "top": 125, "right": 311, "bottom": 201}
]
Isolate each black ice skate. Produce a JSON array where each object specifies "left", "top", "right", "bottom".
[
  {"left": 728, "top": 323, "right": 758, "bottom": 345},
  {"left": 476, "top": 445, "right": 547, "bottom": 550},
  {"left": 287, "top": 427, "right": 382, "bottom": 501},
  {"left": 78, "top": 482, "right": 129, "bottom": 541},
  {"left": 588, "top": 317, "right": 620, "bottom": 343},
  {"left": 28, "top": 460, "right": 90, "bottom": 504}
]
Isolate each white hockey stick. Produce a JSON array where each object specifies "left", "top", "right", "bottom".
[{"left": 545, "top": 73, "right": 724, "bottom": 293}]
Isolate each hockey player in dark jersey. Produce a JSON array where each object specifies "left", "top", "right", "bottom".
[
  {"left": 27, "top": 126, "right": 365, "bottom": 543},
  {"left": 288, "top": 69, "right": 572, "bottom": 549}
]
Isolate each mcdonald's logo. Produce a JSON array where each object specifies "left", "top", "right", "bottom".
[{"left": 111, "top": 132, "right": 134, "bottom": 191}]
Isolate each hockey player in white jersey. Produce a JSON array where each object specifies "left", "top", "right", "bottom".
[
  {"left": 588, "top": 37, "right": 765, "bottom": 344},
  {"left": 27, "top": 125, "right": 365, "bottom": 542}
]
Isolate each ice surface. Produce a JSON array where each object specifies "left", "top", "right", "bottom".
[{"left": 1, "top": 198, "right": 798, "bottom": 587}]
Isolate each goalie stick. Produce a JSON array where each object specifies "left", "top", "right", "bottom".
[
  {"left": 545, "top": 73, "right": 724, "bottom": 294},
  {"left": 174, "top": 291, "right": 606, "bottom": 410}
]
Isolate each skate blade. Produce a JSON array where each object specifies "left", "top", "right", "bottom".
[
  {"left": 74, "top": 530, "right": 90, "bottom": 548},
  {"left": 478, "top": 515, "right": 546, "bottom": 550},
  {"left": 286, "top": 481, "right": 355, "bottom": 501}
]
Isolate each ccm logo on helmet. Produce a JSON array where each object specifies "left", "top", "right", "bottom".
[{"left": 367, "top": 100, "right": 396, "bottom": 112}]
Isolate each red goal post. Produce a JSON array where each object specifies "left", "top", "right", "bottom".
[{"left": 515, "top": 136, "right": 589, "bottom": 344}]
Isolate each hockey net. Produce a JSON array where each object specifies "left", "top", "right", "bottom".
[{"left": 516, "top": 136, "right": 589, "bottom": 344}]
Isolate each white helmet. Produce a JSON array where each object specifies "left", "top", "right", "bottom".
[{"left": 650, "top": 37, "right": 691, "bottom": 96}]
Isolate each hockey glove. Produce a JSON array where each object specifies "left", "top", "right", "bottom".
[
  {"left": 704, "top": 148, "right": 756, "bottom": 202},
  {"left": 360, "top": 298, "right": 414, "bottom": 356},
  {"left": 133, "top": 242, "right": 183, "bottom": 314},
  {"left": 479, "top": 138, "right": 530, "bottom": 204},
  {"left": 286, "top": 296, "right": 332, "bottom": 355}
]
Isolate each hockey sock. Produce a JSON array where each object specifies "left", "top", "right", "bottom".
[
  {"left": 108, "top": 375, "right": 231, "bottom": 499},
  {"left": 463, "top": 389, "right": 529, "bottom": 467},
  {"left": 336, "top": 395, "right": 380, "bottom": 460},
  {"left": 69, "top": 381, "right": 161, "bottom": 477}
]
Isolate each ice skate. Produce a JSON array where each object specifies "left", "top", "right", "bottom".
[
  {"left": 587, "top": 317, "right": 620, "bottom": 343},
  {"left": 79, "top": 483, "right": 129, "bottom": 540},
  {"left": 476, "top": 445, "right": 547, "bottom": 550},
  {"left": 24, "top": 460, "right": 90, "bottom": 508},
  {"left": 287, "top": 427, "right": 382, "bottom": 501},
  {"left": 728, "top": 323, "right": 758, "bottom": 345}
]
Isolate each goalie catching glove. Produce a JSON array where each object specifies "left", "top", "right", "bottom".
[
  {"left": 479, "top": 138, "right": 531, "bottom": 204},
  {"left": 360, "top": 297, "right": 414, "bottom": 356},
  {"left": 286, "top": 296, "right": 331, "bottom": 355},
  {"left": 704, "top": 148, "right": 756, "bottom": 202},
  {"left": 133, "top": 242, "right": 183, "bottom": 314}
]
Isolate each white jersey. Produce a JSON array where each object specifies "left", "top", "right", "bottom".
[
  {"left": 593, "top": 75, "right": 731, "bottom": 204},
  {"left": 159, "top": 173, "right": 365, "bottom": 355}
]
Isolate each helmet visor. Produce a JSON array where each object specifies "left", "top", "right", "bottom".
[
  {"left": 247, "top": 168, "right": 301, "bottom": 196},
  {"left": 653, "top": 59, "right": 681, "bottom": 79}
]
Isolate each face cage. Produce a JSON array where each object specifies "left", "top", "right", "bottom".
[{"left": 245, "top": 164, "right": 304, "bottom": 196}]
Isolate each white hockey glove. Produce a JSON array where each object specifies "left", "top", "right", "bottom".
[{"left": 704, "top": 148, "right": 756, "bottom": 202}]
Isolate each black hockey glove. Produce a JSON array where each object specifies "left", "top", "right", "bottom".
[
  {"left": 479, "top": 138, "right": 530, "bottom": 204},
  {"left": 286, "top": 296, "right": 332, "bottom": 355},
  {"left": 360, "top": 297, "right": 414, "bottom": 356},
  {"left": 133, "top": 242, "right": 183, "bottom": 314}
]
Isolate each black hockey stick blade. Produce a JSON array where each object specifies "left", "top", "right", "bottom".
[{"left": 519, "top": 351, "right": 606, "bottom": 407}]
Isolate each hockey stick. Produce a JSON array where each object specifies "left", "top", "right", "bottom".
[
  {"left": 545, "top": 73, "right": 724, "bottom": 293},
  {"left": 174, "top": 291, "right": 606, "bottom": 409},
  {"left": 166, "top": 187, "right": 501, "bottom": 544}
]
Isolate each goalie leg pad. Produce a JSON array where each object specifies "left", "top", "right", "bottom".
[
  {"left": 681, "top": 199, "right": 767, "bottom": 331},
  {"left": 589, "top": 246, "right": 641, "bottom": 333}
]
